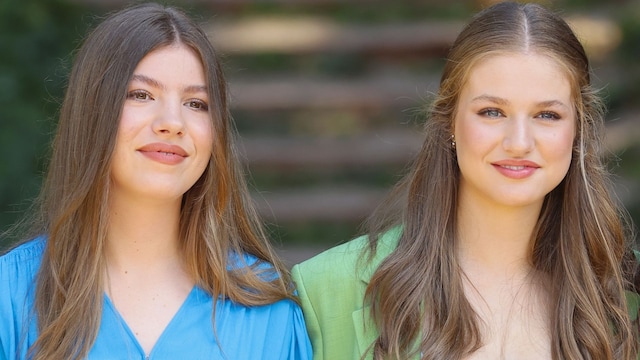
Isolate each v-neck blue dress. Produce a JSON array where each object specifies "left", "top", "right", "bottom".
[{"left": 0, "top": 238, "right": 312, "bottom": 360}]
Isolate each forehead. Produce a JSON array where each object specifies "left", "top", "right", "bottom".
[
  {"left": 134, "top": 44, "right": 205, "bottom": 78},
  {"left": 461, "top": 52, "right": 574, "bottom": 104}
]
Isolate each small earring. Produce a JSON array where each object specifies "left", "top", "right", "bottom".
[{"left": 450, "top": 134, "right": 456, "bottom": 149}]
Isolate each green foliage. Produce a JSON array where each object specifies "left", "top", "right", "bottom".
[{"left": 0, "top": 0, "right": 91, "bottom": 249}]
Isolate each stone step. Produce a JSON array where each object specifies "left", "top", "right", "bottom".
[
  {"left": 208, "top": 18, "right": 462, "bottom": 55},
  {"left": 252, "top": 185, "right": 387, "bottom": 222},
  {"left": 239, "top": 129, "right": 422, "bottom": 168},
  {"left": 228, "top": 72, "right": 439, "bottom": 110}
]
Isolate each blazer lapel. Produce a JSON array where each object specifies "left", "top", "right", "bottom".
[
  {"left": 352, "top": 306, "right": 377, "bottom": 359},
  {"left": 350, "top": 227, "right": 403, "bottom": 359}
]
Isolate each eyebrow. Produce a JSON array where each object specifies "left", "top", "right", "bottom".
[
  {"left": 471, "top": 94, "right": 569, "bottom": 109},
  {"left": 471, "top": 94, "right": 509, "bottom": 106},
  {"left": 130, "top": 74, "right": 208, "bottom": 94}
]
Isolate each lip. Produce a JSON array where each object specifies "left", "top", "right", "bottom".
[
  {"left": 491, "top": 159, "right": 540, "bottom": 179},
  {"left": 137, "top": 143, "right": 188, "bottom": 165}
]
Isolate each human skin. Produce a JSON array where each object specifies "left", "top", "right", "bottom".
[
  {"left": 454, "top": 52, "right": 576, "bottom": 212},
  {"left": 106, "top": 44, "right": 213, "bottom": 353},
  {"left": 110, "top": 44, "right": 213, "bottom": 206},
  {"left": 453, "top": 52, "right": 577, "bottom": 358}
]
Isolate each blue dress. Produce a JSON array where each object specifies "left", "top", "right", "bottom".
[{"left": 0, "top": 238, "right": 312, "bottom": 360}]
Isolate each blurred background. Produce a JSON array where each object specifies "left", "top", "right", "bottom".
[{"left": 1, "top": 0, "right": 639, "bottom": 266}]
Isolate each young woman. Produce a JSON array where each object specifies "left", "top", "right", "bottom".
[
  {"left": 292, "top": 2, "right": 639, "bottom": 359},
  {"left": 0, "top": 3, "right": 311, "bottom": 360}
]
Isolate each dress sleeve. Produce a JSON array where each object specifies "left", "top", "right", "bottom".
[
  {"left": 286, "top": 298, "right": 313, "bottom": 360},
  {"left": 0, "top": 240, "right": 44, "bottom": 360},
  {"left": 0, "top": 329, "right": 7, "bottom": 360},
  {"left": 220, "top": 252, "right": 312, "bottom": 359},
  {"left": 0, "top": 247, "right": 22, "bottom": 360}
]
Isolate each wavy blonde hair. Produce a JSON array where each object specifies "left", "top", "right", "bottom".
[
  {"left": 15, "top": 3, "right": 294, "bottom": 359},
  {"left": 363, "top": 2, "right": 637, "bottom": 359}
]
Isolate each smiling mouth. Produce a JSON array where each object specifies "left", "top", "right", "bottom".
[
  {"left": 158, "top": 151, "right": 180, "bottom": 156},
  {"left": 500, "top": 165, "right": 526, "bottom": 170},
  {"left": 492, "top": 162, "right": 539, "bottom": 180},
  {"left": 139, "top": 150, "right": 187, "bottom": 165},
  {"left": 137, "top": 143, "right": 189, "bottom": 165},
  {"left": 138, "top": 143, "right": 188, "bottom": 157}
]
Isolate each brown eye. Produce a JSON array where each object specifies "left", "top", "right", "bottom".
[
  {"left": 186, "top": 99, "right": 209, "bottom": 111},
  {"left": 127, "top": 90, "right": 153, "bottom": 101}
]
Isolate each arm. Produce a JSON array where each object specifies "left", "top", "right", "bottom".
[
  {"left": 0, "top": 239, "right": 45, "bottom": 360},
  {"left": 292, "top": 264, "right": 324, "bottom": 360},
  {"left": 0, "top": 331, "right": 7, "bottom": 360}
]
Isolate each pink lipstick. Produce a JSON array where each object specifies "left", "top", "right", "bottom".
[
  {"left": 492, "top": 159, "right": 540, "bottom": 179},
  {"left": 138, "top": 143, "right": 188, "bottom": 165}
]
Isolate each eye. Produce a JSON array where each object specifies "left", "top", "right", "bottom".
[
  {"left": 478, "top": 108, "right": 503, "bottom": 118},
  {"left": 127, "top": 90, "right": 153, "bottom": 101},
  {"left": 186, "top": 99, "right": 209, "bottom": 111},
  {"left": 536, "top": 111, "right": 561, "bottom": 120}
]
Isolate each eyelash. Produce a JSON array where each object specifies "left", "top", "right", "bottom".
[
  {"left": 127, "top": 90, "right": 209, "bottom": 111},
  {"left": 536, "top": 111, "right": 561, "bottom": 120},
  {"left": 127, "top": 89, "right": 153, "bottom": 101},
  {"left": 478, "top": 108, "right": 561, "bottom": 121},
  {"left": 186, "top": 99, "right": 209, "bottom": 111},
  {"left": 478, "top": 108, "right": 503, "bottom": 117}
]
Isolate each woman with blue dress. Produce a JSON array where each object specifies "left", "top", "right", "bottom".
[{"left": 0, "top": 3, "right": 311, "bottom": 359}]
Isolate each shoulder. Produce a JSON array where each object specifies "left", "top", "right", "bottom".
[
  {"left": 227, "top": 251, "right": 280, "bottom": 282},
  {"left": 294, "top": 235, "right": 368, "bottom": 277},
  {"left": 1, "top": 237, "right": 45, "bottom": 279},
  {"left": 213, "top": 293, "right": 312, "bottom": 359},
  {"left": 290, "top": 236, "right": 370, "bottom": 344},
  {"left": 291, "top": 228, "right": 400, "bottom": 360},
  {"left": 293, "top": 226, "right": 401, "bottom": 284},
  {"left": 1, "top": 237, "right": 45, "bottom": 303},
  {"left": 0, "top": 238, "right": 45, "bottom": 359},
  {"left": 1, "top": 237, "right": 45, "bottom": 259},
  {"left": 291, "top": 226, "right": 401, "bottom": 308},
  {"left": 626, "top": 290, "right": 640, "bottom": 322},
  {"left": 228, "top": 251, "right": 263, "bottom": 269}
]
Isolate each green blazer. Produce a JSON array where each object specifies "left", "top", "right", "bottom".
[
  {"left": 292, "top": 229, "right": 402, "bottom": 360},
  {"left": 292, "top": 228, "right": 640, "bottom": 360}
]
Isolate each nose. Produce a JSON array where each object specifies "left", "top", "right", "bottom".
[
  {"left": 152, "top": 100, "right": 185, "bottom": 136},
  {"left": 502, "top": 115, "right": 534, "bottom": 155}
]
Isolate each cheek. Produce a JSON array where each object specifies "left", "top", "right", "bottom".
[
  {"left": 550, "top": 126, "right": 575, "bottom": 158},
  {"left": 115, "top": 110, "right": 140, "bottom": 144},
  {"left": 194, "top": 121, "right": 214, "bottom": 159},
  {"left": 454, "top": 122, "right": 488, "bottom": 182},
  {"left": 542, "top": 126, "right": 576, "bottom": 177},
  {"left": 455, "top": 119, "right": 496, "bottom": 160},
  {"left": 111, "top": 110, "right": 143, "bottom": 172}
]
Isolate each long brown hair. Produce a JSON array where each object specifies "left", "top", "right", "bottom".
[
  {"left": 17, "top": 3, "right": 293, "bottom": 359},
  {"left": 363, "top": 2, "right": 637, "bottom": 359}
]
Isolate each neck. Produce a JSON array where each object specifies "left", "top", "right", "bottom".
[
  {"left": 105, "top": 191, "right": 183, "bottom": 270},
  {"left": 456, "top": 194, "right": 542, "bottom": 277}
]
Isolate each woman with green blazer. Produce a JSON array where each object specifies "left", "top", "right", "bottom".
[{"left": 293, "top": 2, "right": 640, "bottom": 359}]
